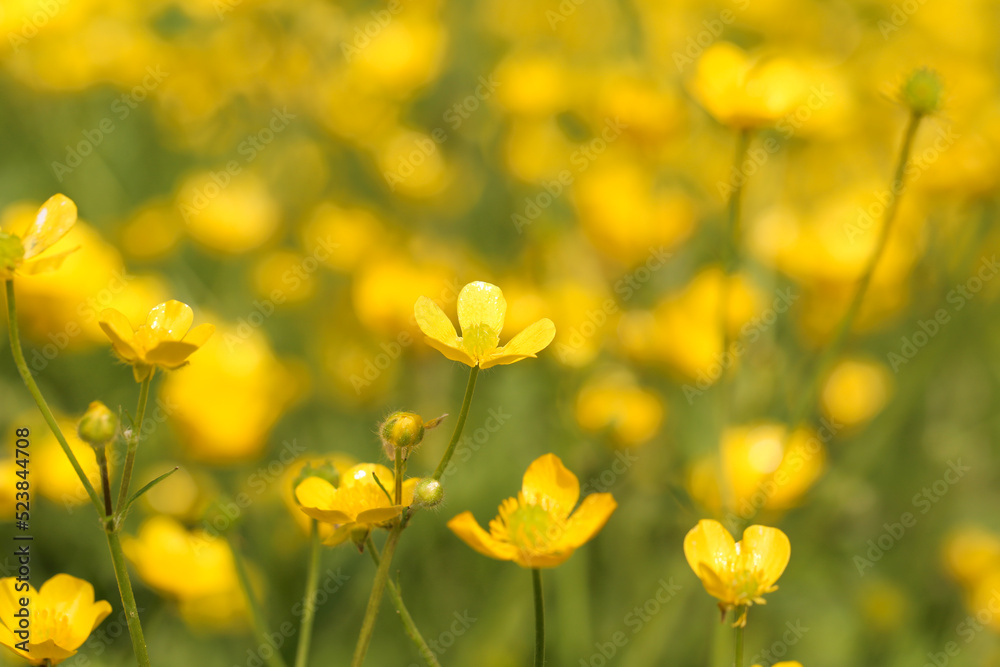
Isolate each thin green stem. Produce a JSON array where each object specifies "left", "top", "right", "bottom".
[
  {"left": 365, "top": 535, "right": 442, "bottom": 667},
  {"left": 96, "top": 447, "right": 113, "bottom": 518},
  {"left": 733, "top": 623, "right": 744, "bottom": 667},
  {"left": 230, "top": 536, "right": 290, "bottom": 667},
  {"left": 293, "top": 521, "right": 322, "bottom": 667},
  {"left": 533, "top": 568, "right": 545, "bottom": 667},
  {"left": 394, "top": 447, "right": 403, "bottom": 505},
  {"left": 117, "top": 373, "right": 151, "bottom": 513},
  {"left": 105, "top": 530, "right": 151, "bottom": 667},
  {"left": 351, "top": 522, "right": 404, "bottom": 667},
  {"left": 5, "top": 279, "right": 103, "bottom": 513},
  {"left": 432, "top": 366, "right": 479, "bottom": 480},
  {"left": 789, "top": 111, "right": 924, "bottom": 428}
]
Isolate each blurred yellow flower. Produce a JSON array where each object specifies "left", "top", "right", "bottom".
[
  {"left": 753, "top": 663, "right": 802, "bottom": 667},
  {"left": 942, "top": 526, "right": 1000, "bottom": 589},
  {"left": 99, "top": 300, "right": 215, "bottom": 382},
  {"left": 821, "top": 358, "right": 893, "bottom": 427},
  {"left": 0, "top": 573, "right": 112, "bottom": 666},
  {"left": 295, "top": 463, "right": 419, "bottom": 545},
  {"left": 684, "top": 519, "right": 790, "bottom": 625},
  {"left": 575, "top": 370, "right": 664, "bottom": 447},
  {"left": 123, "top": 516, "right": 247, "bottom": 630},
  {"left": 0, "top": 194, "right": 78, "bottom": 280},
  {"left": 415, "top": 281, "right": 555, "bottom": 369},
  {"left": 691, "top": 43, "right": 807, "bottom": 128},
  {"left": 35, "top": 419, "right": 106, "bottom": 509},
  {"left": 178, "top": 173, "right": 280, "bottom": 254},
  {"left": 447, "top": 453, "right": 616, "bottom": 568}
]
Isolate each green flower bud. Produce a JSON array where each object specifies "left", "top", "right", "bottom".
[
  {"left": 0, "top": 232, "right": 25, "bottom": 276},
  {"left": 380, "top": 412, "right": 425, "bottom": 459},
  {"left": 413, "top": 478, "right": 444, "bottom": 509},
  {"left": 77, "top": 401, "right": 118, "bottom": 447},
  {"left": 901, "top": 67, "right": 944, "bottom": 116}
]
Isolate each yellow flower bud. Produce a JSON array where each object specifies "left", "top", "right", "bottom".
[
  {"left": 77, "top": 401, "right": 118, "bottom": 447},
  {"left": 380, "top": 412, "right": 425, "bottom": 459},
  {"left": 413, "top": 479, "right": 444, "bottom": 508},
  {"left": 901, "top": 67, "right": 944, "bottom": 116}
]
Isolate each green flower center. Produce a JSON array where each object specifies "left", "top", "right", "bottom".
[
  {"left": 504, "top": 502, "right": 558, "bottom": 552},
  {"left": 463, "top": 322, "right": 500, "bottom": 359},
  {"left": 729, "top": 567, "right": 764, "bottom": 603}
]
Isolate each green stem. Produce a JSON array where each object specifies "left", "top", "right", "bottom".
[
  {"left": 230, "top": 536, "right": 290, "bottom": 667},
  {"left": 733, "top": 623, "right": 744, "bottom": 667},
  {"left": 96, "top": 447, "right": 114, "bottom": 519},
  {"left": 432, "top": 366, "right": 479, "bottom": 480},
  {"left": 105, "top": 530, "right": 151, "bottom": 667},
  {"left": 533, "top": 568, "right": 545, "bottom": 667},
  {"left": 789, "top": 111, "right": 924, "bottom": 428},
  {"left": 117, "top": 373, "right": 151, "bottom": 513},
  {"left": 293, "top": 521, "right": 322, "bottom": 667},
  {"left": 351, "top": 522, "right": 404, "bottom": 667},
  {"left": 4, "top": 279, "right": 103, "bottom": 513},
  {"left": 365, "top": 535, "right": 442, "bottom": 667},
  {"left": 394, "top": 447, "right": 403, "bottom": 505}
]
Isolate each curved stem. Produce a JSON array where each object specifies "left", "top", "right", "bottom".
[
  {"left": 351, "top": 522, "right": 404, "bottom": 667},
  {"left": 230, "top": 536, "right": 290, "bottom": 667},
  {"left": 116, "top": 373, "right": 151, "bottom": 513},
  {"left": 96, "top": 447, "right": 113, "bottom": 518},
  {"left": 365, "top": 535, "right": 442, "bottom": 667},
  {"left": 533, "top": 568, "right": 545, "bottom": 667},
  {"left": 432, "top": 366, "right": 479, "bottom": 480},
  {"left": 733, "top": 622, "right": 744, "bottom": 667},
  {"left": 5, "top": 279, "right": 103, "bottom": 513},
  {"left": 105, "top": 530, "right": 151, "bottom": 667},
  {"left": 293, "top": 520, "right": 322, "bottom": 667}
]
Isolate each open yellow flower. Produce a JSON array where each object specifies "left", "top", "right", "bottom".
[
  {"left": 448, "top": 454, "right": 617, "bottom": 568},
  {"left": 295, "top": 463, "right": 419, "bottom": 545},
  {"left": 0, "top": 574, "right": 112, "bottom": 665},
  {"left": 414, "top": 281, "right": 555, "bottom": 369},
  {"left": 684, "top": 519, "right": 790, "bottom": 626},
  {"left": 0, "top": 194, "right": 78, "bottom": 279},
  {"left": 98, "top": 300, "right": 215, "bottom": 381}
]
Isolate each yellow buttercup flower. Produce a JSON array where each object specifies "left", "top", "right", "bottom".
[
  {"left": 684, "top": 519, "right": 790, "bottom": 626},
  {"left": 0, "top": 194, "right": 78, "bottom": 279},
  {"left": 295, "top": 463, "right": 419, "bottom": 545},
  {"left": 0, "top": 573, "right": 112, "bottom": 665},
  {"left": 415, "top": 281, "right": 556, "bottom": 369},
  {"left": 98, "top": 300, "right": 215, "bottom": 381},
  {"left": 447, "top": 453, "right": 617, "bottom": 569}
]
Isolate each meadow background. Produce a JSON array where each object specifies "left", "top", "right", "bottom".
[{"left": 2, "top": 0, "right": 1000, "bottom": 665}]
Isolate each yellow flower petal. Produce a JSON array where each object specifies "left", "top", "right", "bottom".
[
  {"left": 511, "top": 549, "right": 573, "bottom": 569},
  {"left": 296, "top": 476, "right": 338, "bottom": 511},
  {"left": 480, "top": 318, "right": 556, "bottom": 369},
  {"left": 21, "top": 194, "right": 77, "bottom": 260},
  {"left": 98, "top": 309, "right": 138, "bottom": 361},
  {"left": 39, "top": 574, "right": 111, "bottom": 648},
  {"left": 740, "top": 524, "right": 791, "bottom": 589},
  {"left": 521, "top": 453, "right": 579, "bottom": 518},
  {"left": 146, "top": 300, "right": 194, "bottom": 340},
  {"left": 144, "top": 341, "right": 200, "bottom": 368},
  {"left": 457, "top": 281, "right": 506, "bottom": 358},
  {"left": 356, "top": 506, "right": 405, "bottom": 524},
  {"left": 414, "top": 295, "right": 476, "bottom": 365},
  {"left": 20, "top": 246, "right": 80, "bottom": 275},
  {"left": 424, "top": 334, "right": 477, "bottom": 366},
  {"left": 684, "top": 519, "right": 737, "bottom": 578},
  {"left": 183, "top": 322, "right": 216, "bottom": 348},
  {"left": 563, "top": 493, "right": 617, "bottom": 548},
  {"left": 447, "top": 511, "right": 519, "bottom": 561},
  {"left": 0, "top": 577, "right": 35, "bottom": 627}
]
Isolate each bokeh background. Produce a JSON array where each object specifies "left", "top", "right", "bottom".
[{"left": 2, "top": 0, "right": 1000, "bottom": 665}]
